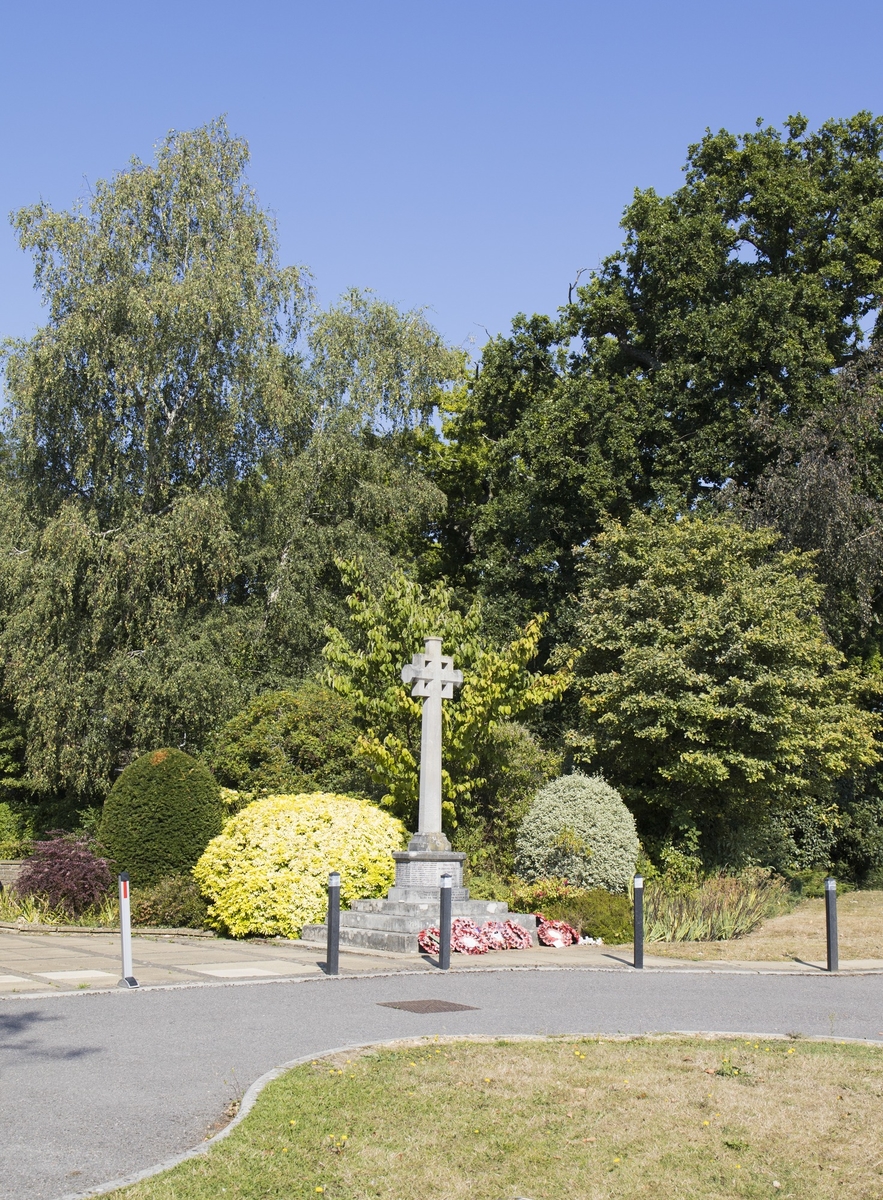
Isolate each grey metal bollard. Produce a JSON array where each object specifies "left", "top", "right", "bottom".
[
  {"left": 825, "top": 876, "right": 839, "bottom": 972},
  {"left": 633, "top": 874, "right": 644, "bottom": 970},
  {"left": 326, "top": 871, "right": 341, "bottom": 976},
  {"left": 117, "top": 873, "right": 139, "bottom": 989},
  {"left": 438, "top": 874, "right": 452, "bottom": 971}
]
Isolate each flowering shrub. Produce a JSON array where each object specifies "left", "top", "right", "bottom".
[
  {"left": 515, "top": 772, "right": 638, "bottom": 892},
  {"left": 193, "top": 793, "right": 406, "bottom": 938},
  {"left": 15, "top": 833, "right": 112, "bottom": 917}
]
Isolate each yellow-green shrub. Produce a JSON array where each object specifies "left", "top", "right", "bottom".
[{"left": 193, "top": 793, "right": 406, "bottom": 937}]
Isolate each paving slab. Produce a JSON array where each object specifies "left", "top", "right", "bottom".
[{"left": 2, "top": 926, "right": 883, "bottom": 996}]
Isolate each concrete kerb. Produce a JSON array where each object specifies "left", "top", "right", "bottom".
[
  {"left": 59, "top": 1026, "right": 883, "bottom": 1200},
  {"left": 3, "top": 960, "right": 883, "bottom": 1007}
]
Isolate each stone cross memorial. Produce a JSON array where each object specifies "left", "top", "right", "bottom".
[
  {"left": 401, "top": 636, "right": 463, "bottom": 848},
  {"left": 300, "top": 633, "right": 537, "bottom": 951},
  {"left": 390, "top": 636, "right": 468, "bottom": 898}
]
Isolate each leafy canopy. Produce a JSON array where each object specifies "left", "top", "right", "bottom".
[
  {"left": 323, "top": 560, "right": 569, "bottom": 829},
  {"left": 3, "top": 118, "right": 306, "bottom": 521},
  {"left": 565, "top": 513, "right": 880, "bottom": 861},
  {"left": 0, "top": 121, "right": 461, "bottom": 813},
  {"left": 424, "top": 112, "right": 883, "bottom": 629},
  {"left": 205, "top": 682, "right": 366, "bottom": 797}
]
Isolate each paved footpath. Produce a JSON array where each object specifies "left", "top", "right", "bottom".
[
  {"left": 2, "top": 941, "right": 883, "bottom": 1200},
  {"left": 4, "top": 925, "right": 883, "bottom": 992}
]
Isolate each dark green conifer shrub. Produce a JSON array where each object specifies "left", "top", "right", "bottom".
[{"left": 99, "top": 749, "right": 222, "bottom": 886}]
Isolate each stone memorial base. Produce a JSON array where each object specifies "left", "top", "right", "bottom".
[{"left": 301, "top": 834, "right": 537, "bottom": 954}]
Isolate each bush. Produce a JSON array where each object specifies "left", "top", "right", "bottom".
[
  {"left": 452, "top": 722, "right": 561, "bottom": 877},
  {"left": 566, "top": 514, "right": 880, "bottom": 863},
  {"left": 206, "top": 683, "right": 366, "bottom": 796},
  {"left": 193, "top": 792, "right": 407, "bottom": 938},
  {"left": 100, "top": 748, "right": 222, "bottom": 887},
  {"left": 15, "top": 833, "right": 111, "bottom": 917},
  {"left": 644, "top": 872, "right": 789, "bottom": 942},
  {"left": 130, "top": 873, "right": 209, "bottom": 929},
  {"left": 507, "top": 876, "right": 632, "bottom": 942},
  {"left": 515, "top": 772, "right": 639, "bottom": 892},
  {"left": 0, "top": 800, "right": 32, "bottom": 858}
]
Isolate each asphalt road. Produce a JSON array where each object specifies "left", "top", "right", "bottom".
[{"left": 2, "top": 967, "right": 882, "bottom": 1200}]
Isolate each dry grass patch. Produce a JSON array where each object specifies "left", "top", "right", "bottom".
[
  {"left": 650, "top": 889, "right": 883, "bottom": 962},
  {"left": 112, "top": 1035, "right": 883, "bottom": 1199}
]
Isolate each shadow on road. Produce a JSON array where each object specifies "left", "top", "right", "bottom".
[{"left": 0, "top": 1008, "right": 100, "bottom": 1068}]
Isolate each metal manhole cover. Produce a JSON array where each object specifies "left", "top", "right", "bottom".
[{"left": 378, "top": 999, "right": 478, "bottom": 1013}]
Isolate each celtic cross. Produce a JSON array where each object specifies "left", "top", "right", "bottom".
[{"left": 401, "top": 637, "right": 463, "bottom": 836}]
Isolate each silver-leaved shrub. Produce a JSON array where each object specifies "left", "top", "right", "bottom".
[{"left": 515, "top": 773, "right": 638, "bottom": 893}]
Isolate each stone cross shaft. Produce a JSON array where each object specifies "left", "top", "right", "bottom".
[{"left": 401, "top": 636, "right": 463, "bottom": 836}]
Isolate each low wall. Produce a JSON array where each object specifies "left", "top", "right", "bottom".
[{"left": 0, "top": 860, "right": 25, "bottom": 891}]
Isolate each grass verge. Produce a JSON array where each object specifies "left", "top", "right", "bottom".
[
  {"left": 649, "top": 889, "right": 883, "bottom": 961},
  {"left": 111, "top": 1035, "right": 883, "bottom": 1199}
]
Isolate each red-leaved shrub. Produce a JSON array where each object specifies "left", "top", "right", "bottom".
[{"left": 16, "top": 833, "right": 112, "bottom": 917}]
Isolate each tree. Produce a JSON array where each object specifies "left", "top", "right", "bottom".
[
  {"left": 423, "top": 113, "right": 883, "bottom": 632},
  {"left": 205, "top": 682, "right": 367, "bottom": 797},
  {"left": 0, "top": 123, "right": 461, "bottom": 818},
  {"left": 3, "top": 119, "right": 306, "bottom": 523},
  {"left": 730, "top": 343, "right": 883, "bottom": 655},
  {"left": 571, "top": 112, "right": 883, "bottom": 495},
  {"left": 564, "top": 513, "right": 880, "bottom": 865},
  {"left": 322, "top": 561, "right": 569, "bottom": 830}
]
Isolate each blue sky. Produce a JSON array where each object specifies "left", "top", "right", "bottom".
[{"left": 2, "top": 0, "right": 882, "bottom": 356}]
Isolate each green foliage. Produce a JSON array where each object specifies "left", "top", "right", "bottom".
[
  {"left": 571, "top": 113, "right": 883, "bottom": 493},
  {"left": 424, "top": 113, "right": 883, "bottom": 633},
  {"left": 451, "top": 722, "right": 561, "bottom": 876},
  {"left": 193, "top": 792, "right": 406, "bottom": 937},
  {"left": 323, "top": 561, "right": 569, "bottom": 829},
  {"left": 507, "top": 877, "right": 632, "bottom": 941},
  {"left": 99, "top": 748, "right": 222, "bottom": 886},
  {"left": 3, "top": 118, "right": 306, "bottom": 521},
  {"left": 542, "top": 892, "right": 632, "bottom": 943},
  {"left": 0, "top": 490, "right": 249, "bottom": 806},
  {"left": 730, "top": 346, "right": 883, "bottom": 655},
  {"left": 0, "top": 801, "right": 32, "bottom": 858},
  {"left": 644, "top": 873, "right": 789, "bottom": 942},
  {"left": 566, "top": 513, "right": 881, "bottom": 861},
  {"left": 515, "top": 772, "right": 639, "bottom": 893},
  {"left": 0, "top": 122, "right": 459, "bottom": 811},
  {"left": 206, "top": 682, "right": 366, "bottom": 796},
  {"left": 307, "top": 288, "right": 463, "bottom": 433},
  {"left": 130, "top": 872, "right": 209, "bottom": 929}
]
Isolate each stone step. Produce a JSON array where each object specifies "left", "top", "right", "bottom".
[
  {"left": 301, "top": 908, "right": 537, "bottom": 955},
  {"left": 300, "top": 924, "right": 420, "bottom": 955},
  {"left": 350, "top": 898, "right": 513, "bottom": 918},
  {"left": 340, "top": 910, "right": 436, "bottom": 934}
]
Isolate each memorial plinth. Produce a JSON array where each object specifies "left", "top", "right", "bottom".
[{"left": 301, "top": 636, "right": 537, "bottom": 954}]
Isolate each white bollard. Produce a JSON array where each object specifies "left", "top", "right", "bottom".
[{"left": 118, "top": 873, "right": 139, "bottom": 989}]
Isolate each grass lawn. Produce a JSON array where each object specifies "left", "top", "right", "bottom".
[
  {"left": 112, "top": 1035, "right": 883, "bottom": 1200},
  {"left": 648, "top": 889, "right": 883, "bottom": 962}
]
